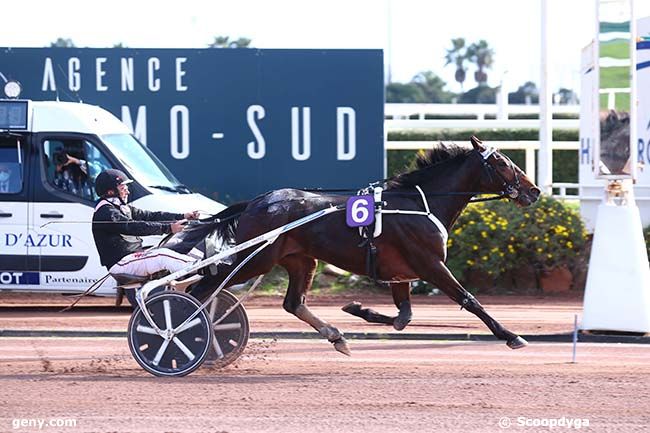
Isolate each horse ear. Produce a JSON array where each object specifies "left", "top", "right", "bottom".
[{"left": 470, "top": 135, "right": 485, "bottom": 151}]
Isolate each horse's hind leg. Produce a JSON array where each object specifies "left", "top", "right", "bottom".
[
  {"left": 418, "top": 260, "right": 527, "bottom": 349},
  {"left": 341, "top": 302, "right": 394, "bottom": 325},
  {"left": 391, "top": 282, "right": 413, "bottom": 331},
  {"left": 342, "top": 282, "right": 412, "bottom": 330},
  {"left": 281, "top": 255, "right": 351, "bottom": 356}
]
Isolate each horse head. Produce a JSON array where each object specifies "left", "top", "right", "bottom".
[{"left": 470, "top": 135, "right": 540, "bottom": 206}]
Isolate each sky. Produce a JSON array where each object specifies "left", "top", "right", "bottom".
[{"left": 3, "top": 0, "right": 650, "bottom": 95}]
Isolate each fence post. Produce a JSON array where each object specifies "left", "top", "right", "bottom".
[
  {"left": 525, "top": 144, "right": 536, "bottom": 182},
  {"left": 497, "top": 72, "right": 509, "bottom": 120},
  {"left": 538, "top": 0, "right": 554, "bottom": 194}
]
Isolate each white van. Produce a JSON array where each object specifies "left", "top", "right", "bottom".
[{"left": 0, "top": 97, "right": 225, "bottom": 299}]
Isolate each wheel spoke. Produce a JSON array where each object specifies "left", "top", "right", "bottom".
[
  {"left": 163, "top": 300, "right": 173, "bottom": 331},
  {"left": 175, "top": 317, "right": 203, "bottom": 334},
  {"left": 212, "top": 335, "right": 225, "bottom": 359},
  {"left": 152, "top": 339, "right": 171, "bottom": 366},
  {"left": 209, "top": 298, "right": 219, "bottom": 320},
  {"left": 136, "top": 324, "right": 161, "bottom": 336},
  {"left": 213, "top": 323, "right": 242, "bottom": 331},
  {"left": 172, "top": 337, "right": 196, "bottom": 361}
]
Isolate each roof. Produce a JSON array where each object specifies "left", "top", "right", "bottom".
[{"left": 28, "top": 100, "right": 131, "bottom": 135}]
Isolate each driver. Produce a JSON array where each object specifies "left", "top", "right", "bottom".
[{"left": 91, "top": 169, "right": 200, "bottom": 278}]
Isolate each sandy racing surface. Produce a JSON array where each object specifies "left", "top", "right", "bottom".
[
  {"left": 0, "top": 292, "right": 584, "bottom": 335},
  {"left": 1, "top": 293, "right": 649, "bottom": 432}
]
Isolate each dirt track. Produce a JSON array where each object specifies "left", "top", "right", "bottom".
[{"left": 1, "top": 293, "right": 649, "bottom": 432}]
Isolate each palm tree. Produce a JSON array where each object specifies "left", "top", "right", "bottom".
[
  {"left": 444, "top": 38, "right": 467, "bottom": 90},
  {"left": 467, "top": 40, "right": 494, "bottom": 86}
]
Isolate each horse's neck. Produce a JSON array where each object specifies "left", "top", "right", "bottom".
[{"left": 418, "top": 157, "right": 481, "bottom": 228}]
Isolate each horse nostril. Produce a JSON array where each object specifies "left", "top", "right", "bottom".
[{"left": 530, "top": 187, "right": 541, "bottom": 199}]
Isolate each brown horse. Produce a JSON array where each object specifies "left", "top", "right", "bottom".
[{"left": 180, "top": 136, "right": 540, "bottom": 355}]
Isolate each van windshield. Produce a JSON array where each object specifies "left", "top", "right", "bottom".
[{"left": 101, "top": 134, "right": 190, "bottom": 193}]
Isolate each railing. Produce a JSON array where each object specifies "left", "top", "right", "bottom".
[
  {"left": 384, "top": 103, "right": 581, "bottom": 199},
  {"left": 599, "top": 87, "right": 630, "bottom": 110},
  {"left": 385, "top": 102, "right": 579, "bottom": 120}
]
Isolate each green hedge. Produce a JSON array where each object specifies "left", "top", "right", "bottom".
[{"left": 387, "top": 128, "right": 578, "bottom": 141}]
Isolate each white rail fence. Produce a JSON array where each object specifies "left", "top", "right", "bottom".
[{"left": 384, "top": 103, "right": 581, "bottom": 199}]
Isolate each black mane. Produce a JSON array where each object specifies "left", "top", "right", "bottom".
[{"left": 387, "top": 144, "right": 473, "bottom": 189}]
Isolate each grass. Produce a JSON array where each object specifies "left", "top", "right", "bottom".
[
  {"left": 599, "top": 93, "right": 630, "bottom": 112},
  {"left": 600, "top": 39, "right": 629, "bottom": 59}
]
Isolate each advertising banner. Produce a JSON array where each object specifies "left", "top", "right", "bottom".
[{"left": 0, "top": 48, "right": 384, "bottom": 202}]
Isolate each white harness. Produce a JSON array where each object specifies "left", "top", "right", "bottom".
[
  {"left": 358, "top": 184, "right": 449, "bottom": 260},
  {"left": 358, "top": 145, "right": 499, "bottom": 261}
]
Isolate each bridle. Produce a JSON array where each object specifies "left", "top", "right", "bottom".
[{"left": 477, "top": 146, "right": 522, "bottom": 200}]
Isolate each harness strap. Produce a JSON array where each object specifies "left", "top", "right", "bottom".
[
  {"left": 380, "top": 186, "right": 449, "bottom": 243},
  {"left": 480, "top": 146, "right": 498, "bottom": 160},
  {"left": 379, "top": 185, "right": 448, "bottom": 260}
]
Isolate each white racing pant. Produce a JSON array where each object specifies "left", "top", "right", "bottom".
[{"left": 109, "top": 248, "right": 195, "bottom": 277}]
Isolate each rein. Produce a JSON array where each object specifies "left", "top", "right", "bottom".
[{"left": 302, "top": 147, "right": 518, "bottom": 204}]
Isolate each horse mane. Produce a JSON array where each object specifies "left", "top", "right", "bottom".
[{"left": 386, "top": 143, "right": 473, "bottom": 189}]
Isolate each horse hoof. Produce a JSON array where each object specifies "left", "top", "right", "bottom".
[
  {"left": 392, "top": 317, "right": 411, "bottom": 331},
  {"left": 341, "top": 301, "right": 362, "bottom": 315},
  {"left": 332, "top": 338, "right": 351, "bottom": 356},
  {"left": 507, "top": 336, "right": 528, "bottom": 350}
]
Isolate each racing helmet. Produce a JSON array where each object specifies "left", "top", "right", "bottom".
[{"left": 95, "top": 169, "right": 133, "bottom": 197}]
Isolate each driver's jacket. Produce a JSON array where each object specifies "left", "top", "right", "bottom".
[{"left": 92, "top": 197, "right": 182, "bottom": 269}]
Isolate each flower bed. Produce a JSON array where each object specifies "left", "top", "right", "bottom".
[{"left": 445, "top": 195, "right": 588, "bottom": 294}]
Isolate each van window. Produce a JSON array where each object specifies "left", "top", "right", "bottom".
[
  {"left": 42, "top": 138, "right": 112, "bottom": 201},
  {"left": 0, "top": 136, "right": 24, "bottom": 194},
  {"left": 102, "top": 134, "right": 184, "bottom": 191}
]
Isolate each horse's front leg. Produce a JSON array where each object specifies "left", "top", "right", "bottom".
[
  {"left": 281, "top": 255, "right": 351, "bottom": 356},
  {"left": 341, "top": 282, "right": 412, "bottom": 330},
  {"left": 418, "top": 259, "right": 527, "bottom": 349}
]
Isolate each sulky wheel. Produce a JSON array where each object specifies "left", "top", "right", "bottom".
[
  {"left": 204, "top": 289, "right": 250, "bottom": 368},
  {"left": 128, "top": 291, "right": 212, "bottom": 377}
]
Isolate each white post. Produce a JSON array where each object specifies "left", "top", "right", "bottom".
[
  {"left": 386, "top": 0, "right": 393, "bottom": 84},
  {"left": 497, "top": 71, "right": 509, "bottom": 120},
  {"left": 525, "top": 145, "right": 536, "bottom": 182},
  {"left": 539, "top": 0, "right": 553, "bottom": 195}
]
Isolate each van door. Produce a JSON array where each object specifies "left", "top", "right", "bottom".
[
  {"left": 0, "top": 133, "right": 34, "bottom": 288},
  {"left": 30, "top": 133, "right": 115, "bottom": 293}
]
